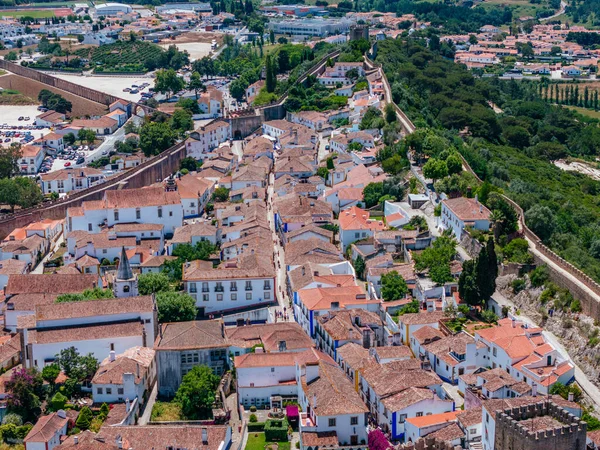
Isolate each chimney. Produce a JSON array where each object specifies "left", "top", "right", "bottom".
[
  {"left": 302, "top": 266, "right": 305, "bottom": 276},
  {"left": 348, "top": 328, "right": 354, "bottom": 340},
  {"left": 475, "top": 194, "right": 479, "bottom": 203},
  {"left": 57, "top": 409, "right": 66, "bottom": 419},
  {"left": 313, "top": 271, "right": 319, "bottom": 277},
  {"left": 532, "top": 384, "right": 538, "bottom": 397},
  {"left": 136, "top": 363, "right": 140, "bottom": 378},
  {"left": 480, "top": 204, "right": 483, "bottom": 213},
  {"left": 74, "top": 436, "right": 78, "bottom": 445},
  {"left": 109, "top": 350, "right": 116, "bottom": 362},
  {"left": 568, "top": 391, "right": 574, "bottom": 402},
  {"left": 202, "top": 428, "right": 209, "bottom": 445},
  {"left": 511, "top": 317, "right": 516, "bottom": 328},
  {"left": 116, "top": 436, "right": 123, "bottom": 450},
  {"left": 221, "top": 321, "right": 225, "bottom": 338}
]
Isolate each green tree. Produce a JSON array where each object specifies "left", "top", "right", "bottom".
[
  {"left": 380, "top": 271, "right": 409, "bottom": 301},
  {"left": 154, "top": 68, "right": 185, "bottom": 99},
  {"left": 353, "top": 255, "right": 365, "bottom": 279},
  {"left": 445, "top": 153, "right": 462, "bottom": 175},
  {"left": 77, "top": 128, "right": 96, "bottom": 145},
  {"left": 48, "top": 392, "right": 67, "bottom": 412},
  {"left": 180, "top": 157, "right": 199, "bottom": 172},
  {"left": 63, "top": 132, "right": 76, "bottom": 146},
  {"left": 174, "top": 365, "right": 220, "bottom": 419},
  {"left": 54, "top": 347, "right": 98, "bottom": 382},
  {"left": 384, "top": 103, "right": 396, "bottom": 124},
  {"left": 138, "top": 272, "right": 172, "bottom": 295},
  {"left": 5, "top": 367, "right": 44, "bottom": 422},
  {"left": 0, "top": 145, "right": 22, "bottom": 179},
  {"left": 525, "top": 205, "right": 556, "bottom": 242},
  {"left": 212, "top": 186, "right": 230, "bottom": 202},
  {"left": 170, "top": 109, "right": 194, "bottom": 135},
  {"left": 229, "top": 78, "right": 248, "bottom": 101},
  {"left": 163, "top": 241, "right": 217, "bottom": 281},
  {"left": 362, "top": 182, "right": 384, "bottom": 208},
  {"left": 76, "top": 406, "right": 93, "bottom": 430},
  {"left": 326, "top": 157, "right": 335, "bottom": 170},
  {"left": 422, "top": 158, "right": 448, "bottom": 184},
  {"left": 41, "top": 364, "right": 61, "bottom": 387},
  {"left": 458, "top": 260, "right": 480, "bottom": 306},
  {"left": 265, "top": 54, "right": 276, "bottom": 93},
  {"left": 269, "top": 30, "right": 275, "bottom": 45},
  {"left": 140, "top": 121, "right": 176, "bottom": 157},
  {"left": 187, "top": 71, "right": 205, "bottom": 100},
  {"left": 316, "top": 166, "right": 329, "bottom": 179},
  {"left": 5, "top": 51, "right": 18, "bottom": 61},
  {"left": 156, "top": 291, "right": 197, "bottom": 322}
]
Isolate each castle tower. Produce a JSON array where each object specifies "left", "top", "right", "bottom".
[{"left": 114, "top": 246, "right": 138, "bottom": 298}]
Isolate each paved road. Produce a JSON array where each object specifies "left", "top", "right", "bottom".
[
  {"left": 540, "top": 0, "right": 567, "bottom": 21},
  {"left": 492, "top": 290, "right": 600, "bottom": 411},
  {"left": 266, "top": 152, "right": 293, "bottom": 322},
  {"left": 32, "top": 233, "right": 64, "bottom": 274},
  {"left": 137, "top": 382, "right": 158, "bottom": 425}
]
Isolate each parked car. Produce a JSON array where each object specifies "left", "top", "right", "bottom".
[{"left": 64, "top": 162, "right": 71, "bottom": 167}]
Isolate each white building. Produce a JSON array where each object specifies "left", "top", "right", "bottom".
[
  {"left": 24, "top": 410, "right": 69, "bottom": 450},
  {"left": 19, "top": 145, "right": 45, "bottom": 175},
  {"left": 186, "top": 121, "right": 231, "bottom": 160},
  {"left": 183, "top": 253, "right": 276, "bottom": 316},
  {"left": 66, "top": 186, "right": 183, "bottom": 236},
  {"left": 40, "top": 167, "right": 105, "bottom": 195},
  {"left": 19, "top": 296, "right": 157, "bottom": 370},
  {"left": 92, "top": 346, "right": 156, "bottom": 405},
  {"left": 94, "top": 2, "right": 133, "bottom": 15},
  {"left": 440, "top": 196, "right": 491, "bottom": 240}
]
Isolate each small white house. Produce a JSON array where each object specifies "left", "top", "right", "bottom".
[{"left": 92, "top": 346, "right": 156, "bottom": 405}]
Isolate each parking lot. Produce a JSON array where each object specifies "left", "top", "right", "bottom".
[
  {"left": 44, "top": 144, "right": 101, "bottom": 173},
  {"left": 0, "top": 105, "right": 53, "bottom": 148},
  {"left": 52, "top": 74, "right": 155, "bottom": 103}
]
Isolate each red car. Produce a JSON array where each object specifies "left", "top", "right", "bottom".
[{"left": 64, "top": 162, "right": 71, "bottom": 167}]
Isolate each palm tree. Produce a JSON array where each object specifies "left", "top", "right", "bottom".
[{"left": 489, "top": 209, "right": 505, "bottom": 241}]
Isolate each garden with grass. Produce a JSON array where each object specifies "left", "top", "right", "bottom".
[
  {"left": 72, "top": 41, "right": 163, "bottom": 73},
  {"left": 245, "top": 415, "right": 291, "bottom": 450},
  {"left": 0, "top": 89, "right": 36, "bottom": 105}
]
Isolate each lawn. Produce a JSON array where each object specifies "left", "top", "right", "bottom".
[
  {"left": 0, "top": 9, "right": 55, "bottom": 18},
  {"left": 245, "top": 433, "right": 290, "bottom": 450},
  {"left": 150, "top": 401, "right": 183, "bottom": 422},
  {"left": 0, "top": 89, "right": 36, "bottom": 105},
  {"left": 565, "top": 105, "right": 600, "bottom": 120}
]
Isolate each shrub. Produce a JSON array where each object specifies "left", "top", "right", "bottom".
[
  {"left": 250, "top": 406, "right": 257, "bottom": 412},
  {"left": 247, "top": 422, "right": 265, "bottom": 432},
  {"left": 264, "top": 418, "right": 288, "bottom": 441},
  {"left": 511, "top": 278, "right": 526, "bottom": 294},
  {"left": 249, "top": 414, "right": 258, "bottom": 423},
  {"left": 49, "top": 392, "right": 68, "bottom": 412},
  {"left": 1, "top": 413, "right": 22, "bottom": 426},
  {"left": 529, "top": 264, "right": 549, "bottom": 288},
  {"left": 75, "top": 406, "right": 93, "bottom": 430}
]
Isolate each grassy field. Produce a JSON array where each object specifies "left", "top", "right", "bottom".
[
  {"left": 0, "top": 9, "right": 55, "bottom": 18},
  {"left": 476, "top": 0, "right": 549, "bottom": 19},
  {"left": 0, "top": 89, "right": 36, "bottom": 105},
  {"left": 565, "top": 105, "right": 600, "bottom": 119},
  {"left": 150, "top": 401, "right": 183, "bottom": 422},
  {"left": 245, "top": 433, "right": 291, "bottom": 450}
]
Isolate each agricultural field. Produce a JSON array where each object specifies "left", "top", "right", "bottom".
[
  {"left": 0, "top": 9, "right": 55, "bottom": 18},
  {"left": 566, "top": 105, "right": 600, "bottom": 119},
  {"left": 72, "top": 40, "right": 164, "bottom": 73}
]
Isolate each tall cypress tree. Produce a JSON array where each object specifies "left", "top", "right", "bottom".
[
  {"left": 486, "top": 238, "right": 498, "bottom": 291},
  {"left": 265, "top": 54, "right": 276, "bottom": 93},
  {"left": 584, "top": 86, "right": 589, "bottom": 108},
  {"left": 594, "top": 91, "right": 599, "bottom": 111},
  {"left": 574, "top": 85, "right": 580, "bottom": 106}
]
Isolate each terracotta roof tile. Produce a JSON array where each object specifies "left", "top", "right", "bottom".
[{"left": 155, "top": 320, "right": 228, "bottom": 350}]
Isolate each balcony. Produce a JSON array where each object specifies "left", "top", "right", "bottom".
[
  {"left": 215, "top": 286, "right": 224, "bottom": 292},
  {"left": 245, "top": 286, "right": 253, "bottom": 291},
  {"left": 230, "top": 286, "right": 238, "bottom": 292},
  {"left": 299, "top": 412, "right": 316, "bottom": 431},
  {"left": 202, "top": 288, "right": 210, "bottom": 293}
]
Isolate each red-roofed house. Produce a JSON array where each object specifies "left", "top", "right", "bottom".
[
  {"left": 473, "top": 318, "right": 574, "bottom": 394},
  {"left": 24, "top": 410, "right": 70, "bottom": 450},
  {"left": 339, "top": 206, "right": 386, "bottom": 251},
  {"left": 441, "top": 196, "right": 491, "bottom": 239}
]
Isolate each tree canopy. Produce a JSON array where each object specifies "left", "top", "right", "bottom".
[{"left": 174, "top": 365, "right": 220, "bottom": 420}]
